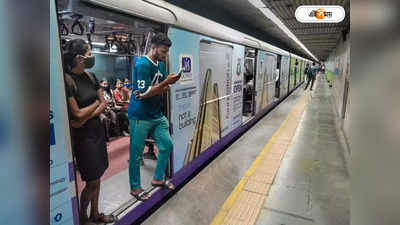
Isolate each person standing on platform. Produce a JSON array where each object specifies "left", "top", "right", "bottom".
[
  {"left": 304, "top": 62, "right": 318, "bottom": 91},
  {"left": 127, "top": 33, "right": 181, "bottom": 201}
]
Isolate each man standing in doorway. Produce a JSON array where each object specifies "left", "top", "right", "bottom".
[{"left": 128, "top": 33, "right": 181, "bottom": 201}]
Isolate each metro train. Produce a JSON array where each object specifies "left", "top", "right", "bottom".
[{"left": 50, "top": 0, "right": 313, "bottom": 224}]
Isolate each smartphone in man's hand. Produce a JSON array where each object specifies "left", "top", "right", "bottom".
[{"left": 177, "top": 69, "right": 183, "bottom": 77}]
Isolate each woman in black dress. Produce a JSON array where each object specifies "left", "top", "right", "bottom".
[{"left": 63, "top": 39, "right": 115, "bottom": 224}]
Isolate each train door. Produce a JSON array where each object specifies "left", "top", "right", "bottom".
[
  {"left": 296, "top": 59, "right": 301, "bottom": 85},
  {"left": 242, "top": 47, "right": 256, "bottom": 123},
  {"left": 185, "top": 40, "right": 233, "bottom": 162},
  {"left": 56, "top": 0, "right": 169, "bottom": 219},
  {"left": 289, "top": 56, "right": 296, "bottom": 91},
  {"left": 255, "top": 51, "right": 277, "bottom": 114},
  {"left": 265, "top": 53, "right": 278, "bottom": 104},
  {"left": 280, "top": 55, "right": 290, "bottom": 97},
  {"left": 275, "top": 55, "right": 282, "bottom": 99}
]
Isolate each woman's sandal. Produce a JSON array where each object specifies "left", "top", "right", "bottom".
[
  {"left": 90, "top": 213, "right": 117, "bottom": 224},
  {"left": 79, "top": 215, "right": 90, "bottom": 225},
  {"left": 130, "top": 189, "right": 151, "bottom": 201},
  {"left": 151, "top": 180, "right": 175, "bottom": 190}
]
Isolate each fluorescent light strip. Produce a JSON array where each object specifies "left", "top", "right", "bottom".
[
  {"left": 91, "top": 42, "right": 106, "bottom": 46},
  {"left": 249, "top": 0, "right": 318, "bottom": 61}
]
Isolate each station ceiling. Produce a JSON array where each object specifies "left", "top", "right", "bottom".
[{"left": 165, "top": 0, "right": 350, "bottom": 61}]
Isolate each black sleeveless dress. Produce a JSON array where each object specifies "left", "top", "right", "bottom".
[{"left": 65, "top": 72, "right": 108, "bottom": 181}]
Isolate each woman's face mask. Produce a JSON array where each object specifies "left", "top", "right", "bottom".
[
  {"left": 84, "top": 55, "right": 95, "bottom": 68},
  {"left": 79, "top": 55, "right": 95, "bottom": 68}
]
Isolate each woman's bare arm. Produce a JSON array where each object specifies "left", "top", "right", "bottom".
[{"left": 68, "top": 97, "right": 99, "bottom": 120}]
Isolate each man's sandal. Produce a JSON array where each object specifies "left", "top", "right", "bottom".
[
  {"left": 151, "top": 180, "right": 175, "bottom": 190},
  {"left": 130, "top": 190, "right": 151, "bottom": 201}
]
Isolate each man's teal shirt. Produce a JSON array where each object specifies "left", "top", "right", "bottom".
[{"left": 128, "top": 56, "right": 167, "bottom": 120}]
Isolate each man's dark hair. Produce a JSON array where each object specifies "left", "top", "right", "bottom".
[
  {"left": 312, "top": 62, "right": 316, "bottom": 66},
  {"left": 151, "top": 33, "right": 172, "bottom": 47}
]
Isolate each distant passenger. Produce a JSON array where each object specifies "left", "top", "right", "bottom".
[
  {"left": 63, "top": 39, "right": 115, "bottom": 224},
  {"left": 128, "top": 33, "right": 181, "bottom": 201},
  {"left": 113, "top": 79, "right": 130, "bottom": 110},
  {"left": 99, "top": 79, "right": 129, "bottom": 140},
  {"left": 123, "top": 77, "right": 133, "bottom": 98},
  {"left": 304, "top": 63, "right": 317, "bottom": 91},
  {"left": 99, "top": 79, "right": 119, "bottom": 140}
]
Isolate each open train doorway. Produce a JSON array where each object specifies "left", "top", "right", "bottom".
[{"left": 242, "top": 47, "right": 256, "bottom": 123}]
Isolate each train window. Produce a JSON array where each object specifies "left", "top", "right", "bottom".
[{"left": 57, "top": 0, "right": 167, "bottom": 220}]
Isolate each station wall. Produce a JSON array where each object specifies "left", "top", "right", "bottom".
[{"left": 325, "top": 32, "right": 350, "bottom": 147}]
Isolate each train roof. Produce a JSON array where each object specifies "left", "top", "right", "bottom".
[{"left": 83, "top": 0, "right": 290, "bottom": 56}]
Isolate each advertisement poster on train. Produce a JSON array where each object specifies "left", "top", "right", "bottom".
[
  {"left": 169, "top": 28, "right": 241, "bottom": 172},
  {"left": 181, "top": 40, "right": 233, "bottom": 166},
  {"left": 280, "top": 55, "right": 290, "bottom": 96},
  {"left": 231, "top": 45, "right": 245, "bottom": 130},
  {"left": 255, "top": 53, "right": 265, "bottom": 114},
  {"left": 255, "top": 51, "right": 277, "bottom": 113},
  {"left": 168, "top": 28, "right": 201, "bottom": 173},
  {"left": 50, "top": 1, "right": 76, "bottom": 224},
  {"left": 265, "top": 53, "right": 277, "bottom": 106},
  {"left": 290, "top": 57, "right": 296, "bottom": 90},
  {"left": 296, "top": 60, "right": 301, "bottom": 84}
]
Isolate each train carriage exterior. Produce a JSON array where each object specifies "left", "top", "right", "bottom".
[{"left": 50, "top": 0, "right": 311, "bottom": 224}]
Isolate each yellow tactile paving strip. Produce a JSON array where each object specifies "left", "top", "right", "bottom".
[{"left": 210, "top": 93, "right": 309, "bottom": 225}]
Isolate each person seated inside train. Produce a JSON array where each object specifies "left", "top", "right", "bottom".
[
  {"left": 113, "top": 79, "right": 130, "bottom": 110},
  {"left": 99, "top": 79, "right": 130, "bottom": 140},
  {"left": 123, "top": 77, "right": 133, "bottom": 98},
  {"left": 242, "top": 78, "right": 254, "bottom": 114}
]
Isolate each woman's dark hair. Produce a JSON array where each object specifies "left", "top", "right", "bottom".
[
  {"left": 63, "top": 39, "right": 89, "bottom": 72},
  {"left": 151, "top": 33, "right": 172, "bottom": 47}
]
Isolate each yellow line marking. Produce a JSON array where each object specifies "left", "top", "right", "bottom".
[{"left": 210, "top": 94, "right": 308, "bottom": 225}]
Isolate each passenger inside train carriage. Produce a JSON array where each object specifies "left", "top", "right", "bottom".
[{"left": 57, "top": 0, "right": 174, "bottom": 221}]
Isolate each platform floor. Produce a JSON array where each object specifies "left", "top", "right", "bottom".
[
  {"left": 143, "top": 74, "right": 349, "bottom": 225},
  {"left": 253, "top": 75, "right": 349, "bottom": 225}
]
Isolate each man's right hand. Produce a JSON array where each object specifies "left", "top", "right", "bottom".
[
  {"left": 165, "top": 73, "right": 181, "bottom": 85},
  {"left": 134, "top": 90, "right": 142, "bottom": 99}
]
